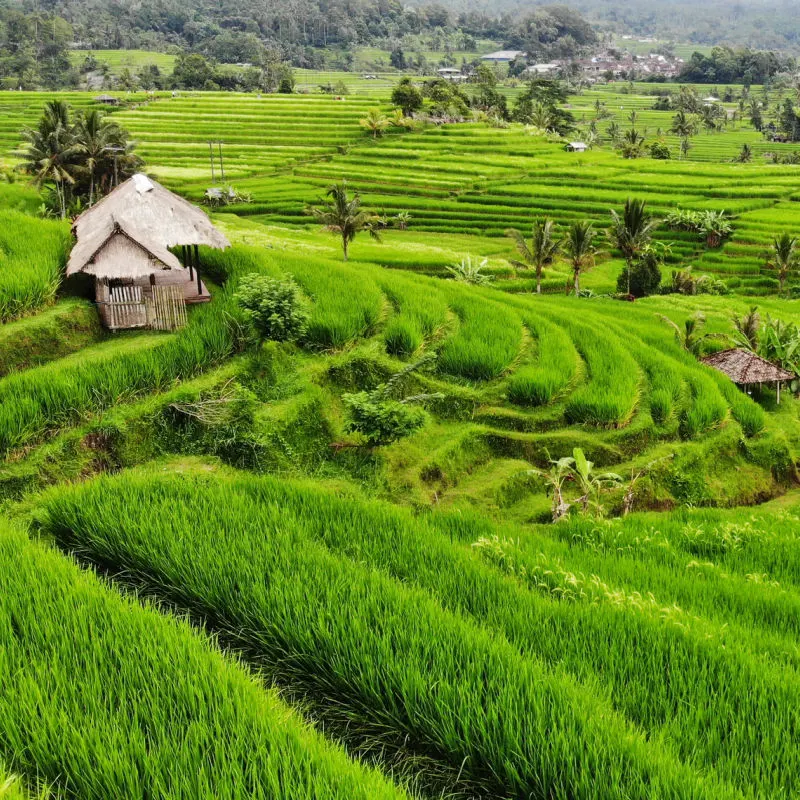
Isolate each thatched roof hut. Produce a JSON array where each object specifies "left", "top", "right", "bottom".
[
  {"left": 67, "top": 174, "right": 230, "bottom": 330},
  {"left": 702, "top": 348, "right": 794, "bottom": 402},
  {"left": 70, "top": 173, "right": 230, "bottom": 264}
]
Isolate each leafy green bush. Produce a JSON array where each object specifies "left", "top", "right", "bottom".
[
  {"left": 234, "top": 273, "right": 308, "bottom": 343},
  {"left": 342, "top": 392, "right": 427, "bottom": 445}
]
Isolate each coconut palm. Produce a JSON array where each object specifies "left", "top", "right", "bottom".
[
  {"left": 563, "top": 220, "right": 596, "bottom": 295},
  {"left": 19, "top": 100, "right": 81, "bottom": 219},
  {"left": 608, "top": 199, "right": 660, "bottom": 296},
  {"left": 658, "top": 311, "right": 716, "bottom": 356},
  {"left": 732, "top": 306, "right": 760, "bottom": 351},
  {"left": 308, "top": 180, "right": 381, "bottom": 261},
  {"left": 359, "top": 108, "right": 390, "bottom": 138},
  {"left": 670, "top": 109, "right": 697, "bottom": 138},
  {"left": 736, "top": 143, "right": 753, "bottom": 163},
  {"left": 73, "top": 109, "right": 118, "bottom": 206},
  {"left": 769, "top": 233, "right": 800, "bottom": 294},
  {"left": 506, "top": 218, "right": 560, "bottom": 294}
]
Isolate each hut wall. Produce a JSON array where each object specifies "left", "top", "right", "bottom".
[{"left": 84, "top": 233, "right": 170, "bottom": 280}]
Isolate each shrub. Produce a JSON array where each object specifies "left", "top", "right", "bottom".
[
  {"left": 617, "top": 253, "right": 662, "bottom": 298},
  {"left": 342, "top": 392, "right": 428, "bottom": 445},
  {"left": 234, "top": 274, "right": 308, "bottom": 343}
]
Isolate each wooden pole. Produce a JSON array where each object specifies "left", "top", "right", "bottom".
[
  {"left": 777, "top": 380, "right": 781, "bottom": 405},
  {"left": 194, "top": 244, "right": 202, "bottom": 296},
  {"left": 209, "top": 142, "right": 216, "bottom": 183},
  {"left": 218, "top": 141, "right": 225, "bottom": 182}
]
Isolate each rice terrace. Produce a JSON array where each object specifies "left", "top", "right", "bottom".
[{"left": 6, "top": 0, "right": 800, "bottom": 797}]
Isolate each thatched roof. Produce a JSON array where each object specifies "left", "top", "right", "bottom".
[
  {"left": 70, "top": 174, "right": 229, "bottom": 265},
  {"left": 702, "top": 348, "right": 794, "bottom": 384},
  {"left": 68, "top": 219, "right": 182, "bottom": 279}
]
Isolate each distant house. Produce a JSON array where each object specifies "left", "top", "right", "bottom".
[
  {"left": 93, "top": 94, "right": 119, "bottom": 106},
  {"left": 566, "top": 142, "right": 588, "bottom": 152},
  {"left": 481, "top": 50, "right": 526, "bottom": 63},
  {"left": 437, "top": 67, "right": 466, "bottom": 82},
  {"left": 67, "top": 174, "right": 230, "bottom": 330},
  {"left": 525, "top": 63, "right": 560, "bottom": 76}
]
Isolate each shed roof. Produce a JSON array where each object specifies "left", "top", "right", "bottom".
[
  {"left": 72, "top": 174, "right": 230, "bottom": 255},
  {"left": 68, "top": 218, "right": 181, "bottom": 277},
  {"left": 701, "top": 348, "right": 794, "bottom": 384}
]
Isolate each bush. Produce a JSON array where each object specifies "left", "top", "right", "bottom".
[
  {"left": 649, "top": 142, "right": 671, "bottom": 159},
  {"left": 617, "top": 256, "right": 662, "bottom": 298},
  {"left": 342, "top": 392, "right": 427, "bottom": 445},
  {"left": 234, "top": 274, "right": 308, "bottom": 343}
]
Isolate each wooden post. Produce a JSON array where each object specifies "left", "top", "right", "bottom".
[
  {"left": 194, "top": 244, "right": 201, "bottom": 296},
  {"left": 777, "top": 380, "right": 781, "bottom": 405}
]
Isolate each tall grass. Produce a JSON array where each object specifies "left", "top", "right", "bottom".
[
  {"left": 0, "top": 299, "right": 239, "bottom": 453},
  {"left": 506, "top": 313, "right": 578, "bottom": 405},
  {"left": 42, "top": 469, "right": 740, "bottom": 800},
  {"left": 0, "top": 211, "right": 70, "bottom": 321},
  {"left": 437, "top": 288, "right": 522, "bottom": 381},
  {"left": 0, "top": 523, "right": 406, "bottom": 800}
]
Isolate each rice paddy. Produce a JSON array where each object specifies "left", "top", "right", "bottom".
[{"left": 2, "top": 74, "right": 800, "bottom": 797}]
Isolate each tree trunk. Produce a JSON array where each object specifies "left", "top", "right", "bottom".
[
  {"left": 342, "top": 237, "right": 348, "bottom": 262},
  {"left": 89, "top": 170, "right": 95, "bottom": 207},
  {"left": 536, "top": 267, "right": 542, "bottom": 294},
  {"left": 574, "top": 269, "right": 580, "bottom": 295}
]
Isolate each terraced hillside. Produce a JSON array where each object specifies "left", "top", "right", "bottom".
[{"left": 2, "top": 85, "right": 800, "bottom": 798}]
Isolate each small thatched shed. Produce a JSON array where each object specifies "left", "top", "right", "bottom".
[
  {"left": 68, "top": 174, "right": 230, "bottom": 330},
  {"left": 702, "top": 348, "right": 795, "bottom": 403}
]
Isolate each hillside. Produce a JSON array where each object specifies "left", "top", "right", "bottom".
[{"left": 2, "top": 81, "right": 800, "bottom": 798}]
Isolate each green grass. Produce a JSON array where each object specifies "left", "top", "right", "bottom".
[
  {"left": 0, "top": 210, "right": 70, "bottom": 321},
  {"left": 41, "top": 466, "right": 743, "bottom": 800},
  {"left": 0, "top": 521, "right": 406, "bottom": 799}
]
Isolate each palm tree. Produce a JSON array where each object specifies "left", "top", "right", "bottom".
[
  {"left": 736, "top": 143, "right": 753, "bottom": 163},
  {"left": 658, "top": 311, "right": 714, "bottom": 356},
  {"left": 732, "top": 306, "right": 760, "bottom": 351},
  {"left": 563, "top": 220, "right": 596, "bottom": 295},
  {"left": 608, "top": 199, "right": 660, "bottom": 296},
  {"left": 308, "top": 181, "right": 381, "bottom": 261},
  {"left": 769, "top": 233, "right": 799, "bottom": 294},
  {"left": 73, "top": 109, "right": 116, "bottom": 206},
  {"left": 506, "top": 218, "right": 560, "bottom": 294},
  {"left": 19, "top": 100, "right": 80, "bottom": 219},
  {"left": 670, "top": 109, "right": 697, "bottom": 138},
  {"left": 359, "top": 108, "right": 390, "bottom": 138},
  {"left": 679, "top": 136, "right": 693, "bottom": 160}
]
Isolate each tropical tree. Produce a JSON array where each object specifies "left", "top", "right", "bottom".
[
  {"left": 670, "top": 109, "right": 698, "bottom": 138},
  {"left": 308, "top": 181, "right": 381, "bottom": 261},
  {"left": 736, "top": 143, "right": 753, "bottom": 163},
  {"left": 19, "top": 100, "right": 81, "bottom": 219},
  {"left": 506, "top": 218, "right": 560, "bottom": 294},
  {"left": 768, "top": 233, "right": 800, "bottom": 294},
  {"left": 608, "top": 199, "right": 660, "bottom": 296},
  {"left": 73, "top": 109, "right": 116, "bottom": 206},
  {"left": 359, "top": 108, "right": 390, "bottom": 138},
  {"left": 526, "top": 454, "right": 576, "bottom": 522},
  {"left": 619, "top": 128, "right": 645, "bottom": 158},
  {"left": 658, "top": 311, "right": 718, "bottom": 356},
  {"left": 700, "top": 210, "right": 733, "bottom": 248},
  {"left": 679, "top": 136, "right": 693, "bottom": 160},
  {"left": 732, "top": 306, "right": 760, "bottom": 351},
  {"left": 563, "top": 220, "right": 596, "bottom": 294},
  {"left": 571, "top": 448, "right": 623, "bottom": 515}
]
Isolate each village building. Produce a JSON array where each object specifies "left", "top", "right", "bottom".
[
  {"left": 67, "top": 173, "right": 230, "bottom": 331},
  {"left": 525, "top": 63, "right": 561, "bottom": 77},
  {"left": 481, "top": 50, "right": 526, "bottom": 63},
  {"left": 702, "top": 348, "right": 795, "bottom": 403},
  {"left": 437, "top": 67, "right": 467, "bottom": 82},
  {"left": 93, "top": 94, "right": 120, "bottom": 106}
]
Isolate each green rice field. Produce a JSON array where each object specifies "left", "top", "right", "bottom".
[{"left": 2, "top": 72, "right": 800, "bottom": 797}]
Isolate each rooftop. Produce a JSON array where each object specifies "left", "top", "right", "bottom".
[{"left": 701, "top": 348, "right": 794, "bottom": 384}]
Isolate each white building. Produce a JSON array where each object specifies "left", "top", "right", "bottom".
[{"left": 481, "top": 50, "right": 526, "bottom": 63}]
